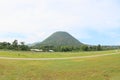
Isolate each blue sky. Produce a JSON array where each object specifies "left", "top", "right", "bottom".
[{"left": 0, "top": 0, "right": 120, "bottom": 45}]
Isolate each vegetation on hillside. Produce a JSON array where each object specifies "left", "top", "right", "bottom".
[
  {"left": 34, "top": 31, "right": 83, "bottom": 47},
  {"left": 32, "top": 31, "right": 120, "bottom": 52}
]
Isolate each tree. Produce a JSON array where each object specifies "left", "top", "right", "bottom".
[
  {"left": 20, "top": 42, "right": 25, "bottom": 45},
  {"left": 96, "top": 44, "right": 102, "bottom": 51},
  {"left": 0, "top": 42, "right": 11, "bottom": 49},
  {"left": 80, "top": 45, "right": 89, "bottom": 51},
  {"left": 12, "top": 40, "right": 19, "bottom": 50},
  {"left": 12, "top": 40, "right": 18, "bottom": 46},
  {"left": 19, "top": 42, "right": 29, "bottom": 51}
]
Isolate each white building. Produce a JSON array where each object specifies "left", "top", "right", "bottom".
[{"left": 30, "top": 49, "right": 43, "bottom": 52}]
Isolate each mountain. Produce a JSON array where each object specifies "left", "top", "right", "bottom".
[
  {"left": 27, "top": 42, "right": 40, "bottom": 47},
  {"left": 34, "top": 31, "right": 83, "bottom": 47}
]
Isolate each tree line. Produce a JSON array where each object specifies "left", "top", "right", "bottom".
[
  {"left": 36, "top": 44, "right": 120, "bottom": 52},
  {"left": 1, "top": 40, "right": 119, "bottom": 52},
  {"left": 0, "top": 40, "right": 29, "bottom": 51},
  {"left": 34, "top": 44, "right": 103, "bottom": 52}
]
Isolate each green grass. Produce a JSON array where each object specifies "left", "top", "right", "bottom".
[
  {"left": 0, "top": 50, "right": 120, "bottom": 80},
  {"left": 0, "top": 50, "right": 118, "bottom": 58}
]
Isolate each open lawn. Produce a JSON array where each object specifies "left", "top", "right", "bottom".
[
  {"left": 0, "top": 50, "right": 118, "bottom": 58},
  {"left": 0, "top": 50, "right": 120, "bottom": 80}
]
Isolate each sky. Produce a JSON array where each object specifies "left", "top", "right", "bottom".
[{"left": 0, "top": 0, "right": 120, "bottom": 45}]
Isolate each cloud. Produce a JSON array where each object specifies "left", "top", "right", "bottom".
[{"left": 0, "top": 0, "right": 120, "bottom": 44}]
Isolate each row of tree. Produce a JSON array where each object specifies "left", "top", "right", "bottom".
[
  {"left": 35, "top": 44, "right": 103, "bottom": 52},
  {"left": 1, "top": 40, "right": 119, "bottom": 52},
  {"left": 37, "top": 44, "right": 120, "bottom": 52},
  {"left": 0, "top": 40, "right": 29, "bottom": 51}
]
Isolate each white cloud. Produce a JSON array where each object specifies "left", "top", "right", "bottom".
[{"left": 0, "top": 0, "right": 120, "bottom": 44}]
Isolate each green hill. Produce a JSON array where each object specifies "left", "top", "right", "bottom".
[{"left": 34, "top": 31, "right": 83, "bottom": 48}]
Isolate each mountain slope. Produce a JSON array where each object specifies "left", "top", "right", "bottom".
[{"left": 37, "top": 31, "right": 83, "bottom": 47}]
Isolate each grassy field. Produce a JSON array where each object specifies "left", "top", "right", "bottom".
[
  {"left": 0, "top": 50, "right": 118, "bottom": 58},
  {"left": 0, "top": 50, "right": 120, "bottom": 80}
]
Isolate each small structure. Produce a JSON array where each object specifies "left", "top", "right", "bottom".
[
  {"left": 30, "top": 49, "right": 43, "bottom": 52},
  {"left": 49, "top": 50, "right": 54, "bottom": 52}
]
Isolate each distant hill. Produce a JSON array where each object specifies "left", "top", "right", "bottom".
[
  {"left": 33, "top": 31, "right": 83, "bottom": 48},
  {"left": 28, "top": 42, "right": 40, "bottom": 47}
]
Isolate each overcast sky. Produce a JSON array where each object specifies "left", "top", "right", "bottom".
[{"left": 0, "top": 0, "right": 120, "bottom": 45}]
